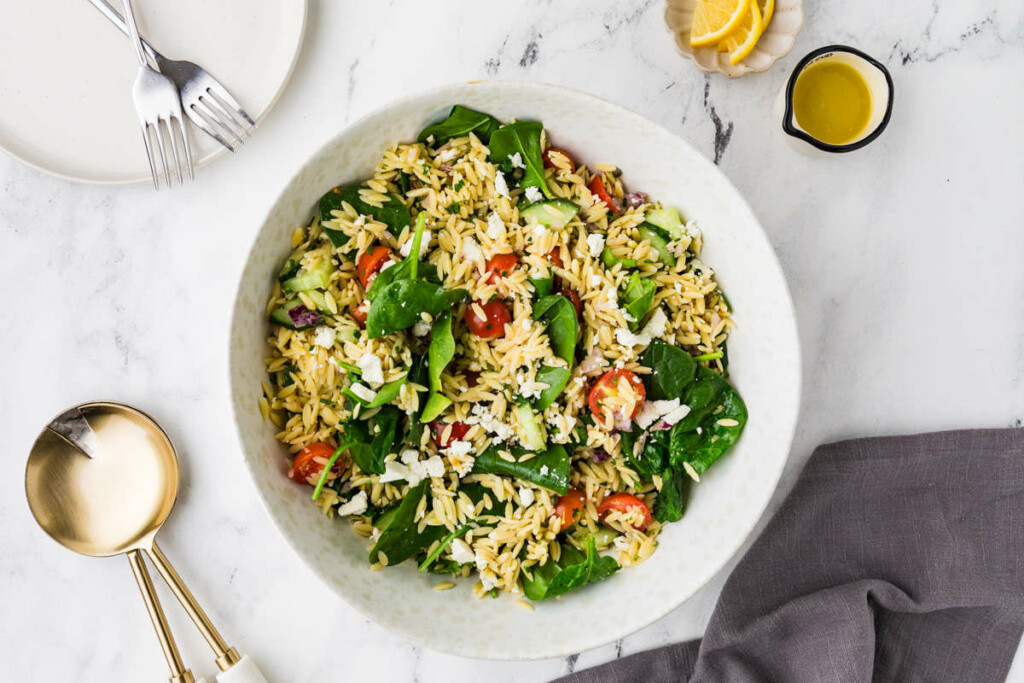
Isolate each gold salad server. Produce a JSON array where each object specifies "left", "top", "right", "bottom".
[{"left": 26, "top": 402, "right": 268, "bottom": 683}]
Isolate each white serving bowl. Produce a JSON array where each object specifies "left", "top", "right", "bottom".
[{"left": 229, "top": 81, "right": 800, "bottom": 660}]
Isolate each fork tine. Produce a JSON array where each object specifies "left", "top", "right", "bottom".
[
  {"left": 163, "top": 118, "right": 183, "bottom": 186},
  {"left": 140, "top": 124, "right": 160, "bottom": 190},
  {"left": 186, "top": 104, "right": 236, "bottom": 152},
  {"left": 205, "top": 85, "right": 255, "bottom": 132},
  {"left": 174, "top": 115, "right": 194, "bottom": 181},
  {"left": 151, "top": 118, "right": 172, "bottom": 188},
  {"left": 193, "top": 98, "right": 244, "bottom": 146},
  {"left": 198, "top": 93, "right": 248, "bottom": 142}
]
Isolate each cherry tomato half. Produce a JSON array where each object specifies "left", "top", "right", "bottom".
[
  {"left": 357, "top": 245, "right": 394, "bottom": 288},
  {"left": 588, "top": 368, "right": 646, "bottom": 425},
  {"left": 350, "top": 300, "right": 369, "bottom": 328},
  {"left": 545, "top": 248, "right": 564, "bottom": 269},
  {"left": 464, "top": 299, "right": 511, "bottom": 339},
  {"left": 543, "top": 148, "right": 576, "bottom": 172},
  {"left": 289, "top": 442, "right": 341, "bottom": 485},
  {"left": 430, "top": 420, "right": 470, "bottom": 449},
  {"left": 589, "top": 176, "right": 621, "bottom": 215},
  {"left": 485, "top": 253, "right": 519, "bottom": 284},
  {"left": 597, "top": 493, "right": 652, "bottom": 531},
  {"left": 551, "top": 489, "right": 586, "bottom": 530}
]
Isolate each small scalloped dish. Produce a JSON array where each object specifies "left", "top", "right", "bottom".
[{"left": 665, "top": 0, "right": 803, "bottom": 77}]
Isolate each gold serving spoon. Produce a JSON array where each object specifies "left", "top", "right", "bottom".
[{"left": 26, "top": 402, "right": 267, "bottom": 683}]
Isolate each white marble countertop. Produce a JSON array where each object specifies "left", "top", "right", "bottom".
[{"left": 3, "top": 1, "right": 1023, "bottom": 681}]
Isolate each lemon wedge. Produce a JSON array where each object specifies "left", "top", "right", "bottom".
[
  {"left": 758, "top": 0, "right": 775, "bottom": 28},
  {"left": 689, "top": 0, "right": 751, "bottom": 48},
  {"left": 717, "top": 0, "right": 763, "bottom": 65}
]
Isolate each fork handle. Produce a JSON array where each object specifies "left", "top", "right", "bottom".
[{"left": 118, "top": 0, "right": 150, "bottom": 66}]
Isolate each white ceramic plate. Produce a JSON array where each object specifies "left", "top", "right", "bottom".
[
  {"left": 664, "top": 0, "right": 803, "bottom": 78},
  {"left": 229, "top": 81, "right": 801, "bottom": 659},
  {"left": 0, "top": 0, "right": 306, "bottom": 184}
]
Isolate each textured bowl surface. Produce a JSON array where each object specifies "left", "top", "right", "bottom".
[
  {"left": 229, "top": 81, "right": 801, "bottom": 659},
  {"left": 665, "top": 0, "right": 804, "bottom": 77}
]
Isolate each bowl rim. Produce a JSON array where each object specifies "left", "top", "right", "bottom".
[{"left": 228, "top": 79, "right": 802, "bottom": 659}]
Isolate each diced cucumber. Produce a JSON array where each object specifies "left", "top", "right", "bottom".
[
  {"left": 514, "top": 403, "right": 546, "bottom": 452},
  {"left": 636, "top": 222, "right": 676, "bottom": 267},
  {"left": 277, "top": 247, "right": 306, "bottom": 282},
  {"left": 645, "top": 207, "right": 686, "bottom": 240},
  {"left": 601, "top": 247, "right": 636, "bottom": 270},
  {"left": 588, "top": 527, "right": 620, "bottom": 550},
  {"left": 270, "top": 291, "right": 328, "bottom": 330},
  {"left": 521, "top": 199, "right": 580, "bottom": 229},
  {"left": 282, "top": 258, "right": 334, "bottom": 293}
]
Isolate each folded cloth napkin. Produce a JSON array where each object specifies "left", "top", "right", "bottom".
[{"left": 555, "top": 428, "right": 1024, "bottom": 683}]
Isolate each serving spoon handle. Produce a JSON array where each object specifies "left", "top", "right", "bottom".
[
  {"left": 145, "top": 543, "right": 268, "bottom": 683},
  {"left": 126, "top": 550, "right": 197, "bottom": 683}
]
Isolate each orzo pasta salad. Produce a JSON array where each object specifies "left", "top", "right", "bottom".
[{"left": 260, "top": 105, "right": 747, "bottom": 601}]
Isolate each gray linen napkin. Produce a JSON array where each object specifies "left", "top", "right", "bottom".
[{"left": 555, "top": 428, "right": 1024, "bottom": 683}]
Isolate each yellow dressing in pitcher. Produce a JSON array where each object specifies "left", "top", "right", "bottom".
[{"left": 792, "top": 60, "right": 872, "bottom": 145}]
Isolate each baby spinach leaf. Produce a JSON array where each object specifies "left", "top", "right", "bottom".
[
  {"left": 653, "top": 468, "right": 692, "bottom": 523},
  {"left": 533, "top": 365, "right": 571, "bottom": 411},
  {"left": 622, "top": 425, "right": 669, "bottom": 481},
  {"left": 473, "top": 444, "right": 570, "bottom": 494},
  {"left": 669, "top": 367, "right": 748, "bottom": 476},
  {"left": 530, "top": 275, "right": 554, "bottom": 298},
  {"left": 420, "top": 311, "right": 456, "bottom": 423},
  {"left": 620, "top": 273, "right": 657, "bottom": 332},
  {"left": 366, "top": 279, "right": 467, "bottom": 338},
  {"left": 366, "top": 373, "right": 409, "bottom": 408},
  {"left": 369, "top": 481, "right": 447, "bottom": 566},
  {"left": 366, "top": 259, "right": 440, "bottom": 301},
  {"left": 639, "top": 340, "right": 697, "bottom": 401},
  {"left": 318, "top": 184, "right": 412, "bottom": 247},
  {"left": 343, "top": 420, "right": 378, "bottom": 475},
  {"left": 488, "top": 121, "right": 553, "bottom": 199},
  {"left": 417, "top": 105, "right": 501, "bottom": 145},
  {"left": 533, "top": 294, "right": 579, "bottom": 366},
  {"left": 370, "top": 406, "right": 402, "bottom": 469},
  {"left": 524, "top": 537, "right": 620, "bottom": 600}
]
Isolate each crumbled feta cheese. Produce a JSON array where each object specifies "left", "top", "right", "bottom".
[
  {"left": 540, "top": 465, "right": 550, "bottom": 476},
  {"left": 524, "top": 186, "right": 543, "bottom": 203},
  {"left": 357, "top": 354, "right": 384, "bottom": 388},
  {"left": 508, "top": 152, "right": 525, "bottom": 169},
  {"left": 412, "top": 320, "right": 431, "bottom": 337},
  {"left": 462, "top": 236, "right": 484, "bottom": 263},
  {"left": 587, "top": 233, "right": 606, "bottom": 257},
  {"left": 534, "top": 223, "right": 550, "bottom": 238},
  {"left": 636, "top": 399, "right": 681, "bottom": 430},
  {"left": 379, "top": 461, "right": 411, "bottom": 483},
  {"left": 589, "top": 274, "right": 603, "bottom": 287},
  {"left": 399, "top": 229, "right": 431, "bottom": 258},
  {"left": 337, "top": 491, "right": 368, "bottom": 516},
  {"left": 480, "top": 574, "right": 497, "bottom": 592},
  {"left": 662, "top": 403, "right": 692, "bottom": 426},
  {"left": 494, "top": 171, "right": 510, "bottom": 198},
  {"left": 615, "top": 328, "right": 647, "bottom": 349},
  {"left": 378, "top": 259, "right": 397, "bottom": 273},
  {"left": 422, "top": 455, "right": 446, "bottom": 478},
  {"left": 518, "top": 487, "right": 535, "bottom": 507},
  {"left": 350, "top": 383, "right": 377, "bottom": 403},
  {"left": 465, "top": 402, "right": 515, "bottom": 444},
  {"left": 474, "top": 549, "right": 490, "bottom": 572},
  {"left": 450, "top": 539, "right": 475, "bottom": 564},
  {"left": 604, "top": 288, "right": 619, "bottom": 309},
  {"left": 400, "top": 449, "right": 420, "bottom": 465},
  {"left": 313, "top": 327, "right": 335, "bottom": 349},
  {"left": 486, "top": 212, "right": 506, "bottom": 239},
  {"left": 644, "top": 308, "right": 669, "bottom": 338},
  {"left": 446, "top": 440, "right": 473, "bottom": 457}
]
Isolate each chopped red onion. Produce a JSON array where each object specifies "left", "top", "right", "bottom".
[
  {"left": 440, "top": 164, "right": 454, "bottom": 173},
  {"left": 613, "top": 413, "right": 632, "bottom": 432},
  {"left": 288, "top": 305, "right": 322, "bottom": 328},
  {"left": 625, "top": 192, "right": 648, "bottom": 209},
  {"left": 591, "top": 449, "right": 610, "bottom": 463},
  {"left": 652, "top": 420, "right": 672, "bottom": 431}
]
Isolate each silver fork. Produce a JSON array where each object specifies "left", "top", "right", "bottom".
[
  {"left": 89, "top": 0, "right": 256, "bottom": 152},
  {"left": 118, "top": 0, "right": 192, "bottom": 188}
]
